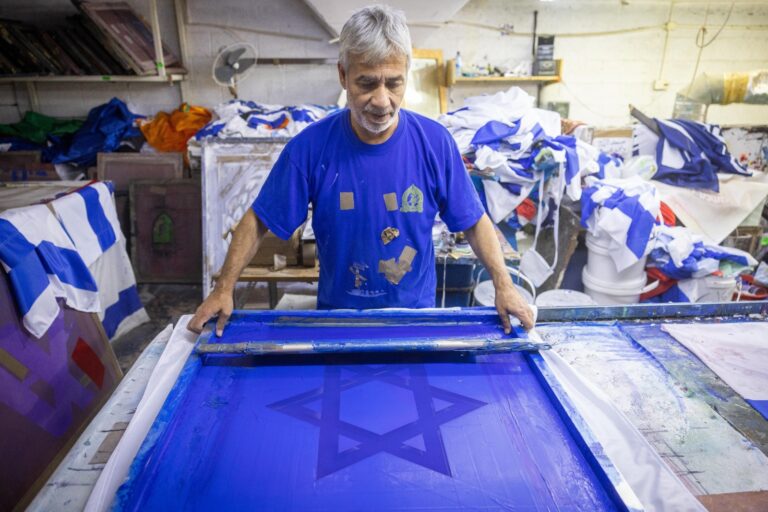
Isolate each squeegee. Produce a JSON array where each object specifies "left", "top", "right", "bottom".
[{"left": 195, "top": 307, "right": 549, "bottom": 356}]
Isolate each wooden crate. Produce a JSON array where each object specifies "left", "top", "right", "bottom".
[
  {"left": 0, "top": 163, "right": 59, "bottom": 182},
  {"left": 96, "top": 152, "right": 184, "bottom": 193},
  {"left": 130, "top": 179, "right": 201, "bottom": 283},
  {"left": 97, "top": 152, "right": 185, "bottom": 249}
]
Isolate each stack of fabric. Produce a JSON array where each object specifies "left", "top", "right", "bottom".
[
  {"left": 195, "top": 100, "right": 338, "bottom": 140},
  {"left": 438, "top": 87, "right": 601, "bottom": 225},
  {"left": 632, "top": 118, "right": 752, "bottom": 192},
  {"left": 580, "top": 175, "right": 660, "bottom": 272},
  {"left": 140, "top": 103, "right": 212, "bottom": 153},
  {"left": 643, "top": 224, "right": 757, "bottom": 303},
  {"left": 0, "top": 98, "right": 143, "bottom": 168}
]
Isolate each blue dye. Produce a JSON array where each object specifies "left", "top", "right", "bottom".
[{"left": 115, "top": 313, "right": 620, "bottom": 511}]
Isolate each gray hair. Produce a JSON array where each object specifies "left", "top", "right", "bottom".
[{"left": 338, "top": 5, "right": 412, "bottom": 71}]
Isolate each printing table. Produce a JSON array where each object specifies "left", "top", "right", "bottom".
[{"left": 32, "top": 301, "right": 768, "bottom": 511}]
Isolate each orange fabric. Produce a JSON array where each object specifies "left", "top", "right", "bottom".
[{"left": 140, "top": 103, "right": 212, "bottom": 153}]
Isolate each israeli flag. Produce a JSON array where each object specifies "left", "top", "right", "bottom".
[
  {"left": 0, "top": 204, "right": 100, "bottom": 338},
  {"left": 52, "top": 182, "right": 148, "bottom": 340},
  {"left": 654, "top": 119, "right": 750, "bottom": 192},
  {"left": 581, "top": 176, "right": 660, "bottom": 271}
]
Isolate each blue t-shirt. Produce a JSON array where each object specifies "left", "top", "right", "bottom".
[{"left": 252, "top": 108, "right": 484, "bottom": 309}]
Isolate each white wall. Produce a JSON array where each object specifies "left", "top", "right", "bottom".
[
  {"left": 416, "top": 0, "right": 768, "bottom": 126},
  {"left": 1, "top": 0, "right": 767, "bottom": 127}
]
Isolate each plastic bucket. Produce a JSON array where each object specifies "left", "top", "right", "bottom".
[
  {"left": 586, "top": 231, "right": 647, "bottom": 284},
  {"left": 535, "top": 289, "right": 597, "bottom": 307},
  {"left": 473, "top": 280, "right": 534, "bottom": 306},
  {"left": 582, "top": 266, "right": 658, "bottom": 305},
  {"left": 698, "top": 275, "right": 737, "bottom": 302}
]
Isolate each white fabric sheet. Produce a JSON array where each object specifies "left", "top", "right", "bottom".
[
  {"left": 654, "top": 172, "right": 768, "bottom": 244},
  {"left": 541, "top": 350, "right": 706, "bottom": 512},
  {"left": 84, "top": 317, "right": 196, "bottom": 512},
  {"left": 662, "top": 322, "right": 768, "bottom": 401}
]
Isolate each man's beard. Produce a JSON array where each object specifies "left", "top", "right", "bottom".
[{"left": 353, "top": 106, "right": 399, "bottom": 135}]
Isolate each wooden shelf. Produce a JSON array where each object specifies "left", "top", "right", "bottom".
[
  {"left": 446, "top": 59, "right": 562, "bottom": 86},
  {"left": 0, "top": 74, "right": 186, "bottom": 84}
]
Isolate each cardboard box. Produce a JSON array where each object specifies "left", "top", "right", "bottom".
[{"left": 250, "top": 225, "right": 303, "bottom": 266}]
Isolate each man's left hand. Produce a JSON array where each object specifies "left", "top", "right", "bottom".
[{"left": 494, "top": 283, "right": 535, "bottom": 333}]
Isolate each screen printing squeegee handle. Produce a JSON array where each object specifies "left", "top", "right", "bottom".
[{"left": 195, "top": 335, "right": 551, "bottom": 356}]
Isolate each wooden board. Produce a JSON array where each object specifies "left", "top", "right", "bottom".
[
  {"left": 0, "top": 270, "right": 121, "bottom": 511},
  {"left": 129, "top": 179, "right": 201, "bottom": 283}
]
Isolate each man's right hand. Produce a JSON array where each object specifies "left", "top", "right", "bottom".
[{"left": 187, "top": 289, "right": 234, "bottom": 337}]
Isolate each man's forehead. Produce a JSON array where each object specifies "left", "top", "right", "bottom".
[{"left": 348, "top": 54, "right": 407, "bottom": 77}]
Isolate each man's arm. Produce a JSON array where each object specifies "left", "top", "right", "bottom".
[
  {"left": 188, "top": 209, "right": 268, "bottom": 336},
  {"left": 463, "top": 214, "right": 535, "bottom": 332}
]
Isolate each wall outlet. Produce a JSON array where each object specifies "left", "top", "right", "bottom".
[{"left": 653, "top": 79, "right": 669, "bottom": 91}]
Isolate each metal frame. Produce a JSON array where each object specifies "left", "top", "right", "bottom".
[{"left": 116, "top": 307, "right": 643, "bottom": 511}]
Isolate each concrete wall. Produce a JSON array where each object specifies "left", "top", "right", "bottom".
[{"left": 1, "top": 0, "right": 767, "bottom": 127}]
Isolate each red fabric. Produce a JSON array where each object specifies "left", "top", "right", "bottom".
[
  {"left": 515, "top": 198, "right": 536, "bottom": 221},
  {"left": 640, "top": 267, "right": 678, "bottom": 301},
  {"left": 71, "top": 337, "right": 105, "bottom": 389},
  {"left": 659, "top": 201, "right": 677, "bottom": 226}
]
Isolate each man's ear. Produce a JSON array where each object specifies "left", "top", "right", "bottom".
[{"left": 337, "top": 62, "right": 347, "bottom": 90}]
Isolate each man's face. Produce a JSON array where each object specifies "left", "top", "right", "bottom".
[{"left": 338, "top": 53, "right": 407, "bottom": 143}]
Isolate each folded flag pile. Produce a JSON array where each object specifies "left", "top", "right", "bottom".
[{"left": 196, "top": 100, "right": 338, "bottom": 140}]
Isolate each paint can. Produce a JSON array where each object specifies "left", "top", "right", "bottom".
[
  {"left": 582, "top": 266, "right": 658, "bottom": 305},
  {"left": 586, "top": 231, "right": 647, "bottom": 284},
  {"left": 535, "top": 289, "right": 597, "bottom": 307},
  {"left": 473, "top": 280, "right": 534, "bottom": 306}
]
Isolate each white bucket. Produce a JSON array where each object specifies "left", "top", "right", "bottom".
[
  {"left": 586, "top": 231, "right": 647, "bottom": 284},
  {"left": 473, "top": 280, "right": 534, "bottom": 306},
  {"left": 582, "top": 266, "right": 658, "bottom": 305},
  {"left": 697, "top": 275, "right": 737, "bottom": 302},
  {"left": 535, "top": 289, "right": 597, "bottom": 307}
]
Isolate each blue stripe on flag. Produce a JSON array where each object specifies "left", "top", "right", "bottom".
[
  {"left": 77, "top": 186, "right": 117, "bottom": 252},
  {"left": 9, "top": 253, "right": 51, "bottom": 316},
  {"left": 37, "top": 241, "right": 98, "bottom": 292},
  {"left": 102, "top": 285, "right": 143, "bottom": 338},
  {"left": 0, "top": 219, "right": 50, "bottom": 315}
]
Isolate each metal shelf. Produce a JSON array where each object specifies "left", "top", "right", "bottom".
[
  {"left": 445, "top": 59, "right": 563, "bottom": 106},
  {"left": 446, "top": 59, "right": 562, "bottom": 86},
  {"left": 1, "top": 0, "right": 186, "bottom": 112},
  {"left": 0, "top": 74, "right": 186, "bottom": 84}
]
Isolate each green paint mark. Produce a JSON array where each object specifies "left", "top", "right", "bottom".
[{"left": 152, "top": 213, "right": 173, "bottom": 245}]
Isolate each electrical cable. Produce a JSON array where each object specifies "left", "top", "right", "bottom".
[
  {"left": 686, "top": 1, "right": 735, "bottom": 97},
  {"left": 656, "top": 0, "right": 676, "bottom": 84}
]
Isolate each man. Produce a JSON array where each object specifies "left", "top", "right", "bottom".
[{"left": 189, "top": 5, "right": 533, "bottom": 336}]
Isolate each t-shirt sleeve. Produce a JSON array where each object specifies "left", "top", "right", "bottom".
[
  {"left": 438, "top": 133, "right": 485, "bottom": 232},
  {"left": 251, "top": 148, "right": 309, "bottom": 240}
]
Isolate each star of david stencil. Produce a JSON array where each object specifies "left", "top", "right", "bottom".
[{"left": 267, "top": 364, "right": 487, "bottom": 479}]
